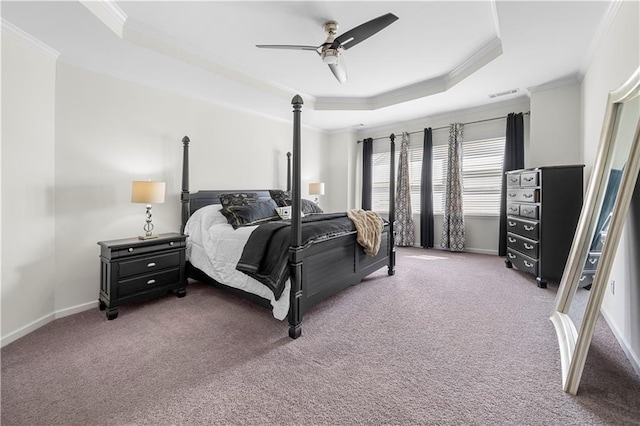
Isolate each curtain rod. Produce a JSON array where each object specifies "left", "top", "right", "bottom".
[{"left": 357, "top": 111, "right": 530, "bottom": 143}]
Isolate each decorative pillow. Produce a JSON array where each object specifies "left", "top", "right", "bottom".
[
  {"left": 269, "top": 189, "right": 291, "bottom": 207},
  {"left": 301, "top": 199, "right": 324, "bottom": 215},
  {"left": 218, "top": 192, "right": 259, "bottom": 208},
  {"left": 276, "top": 206, "right": 291, "bottom": 220},
  {"left": 219, "top": 199, "right": 280, "bottom": 229}
]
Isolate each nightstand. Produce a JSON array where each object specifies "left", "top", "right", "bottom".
[{"left": 98, "top": 232, "right": 187, "bottom": 320}]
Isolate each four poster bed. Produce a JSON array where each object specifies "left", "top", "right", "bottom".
[{"left": 180, "top": 95, "right": 396, "bottom": 338}]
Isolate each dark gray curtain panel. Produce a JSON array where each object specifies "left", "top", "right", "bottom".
[
  {"left": 362, "top": 138, "right": 373, "bottom": 210},
  {"left": 421, "top": 128, "right": 434, "bottom": 248},
  {"left": 498, "top": 113, "right": 525, "bottom": 256}
]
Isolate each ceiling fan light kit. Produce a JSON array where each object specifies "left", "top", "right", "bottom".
[{"left": 256, "top": 13, "right": 398, "bottom": 83}]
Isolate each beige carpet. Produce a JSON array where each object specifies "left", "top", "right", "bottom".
[{"left": 2, "top": 247, "right": 639, "bottom": 425}]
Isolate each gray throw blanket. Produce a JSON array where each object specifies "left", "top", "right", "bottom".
[{"left": 346, "top": 209, "right": 384, "bottom": 256}]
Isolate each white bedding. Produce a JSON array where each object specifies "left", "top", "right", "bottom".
[{"left": 184, "top": 204, "right": 290, "bottom": 320}]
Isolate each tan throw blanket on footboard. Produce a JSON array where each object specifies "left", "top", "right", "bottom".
[{"left": 347, "top": 209, "right": 384, "bottom": 256}]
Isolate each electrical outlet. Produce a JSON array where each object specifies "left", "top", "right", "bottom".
[{"left": 610, "top": 280, "right": 615, "bottom": 295}]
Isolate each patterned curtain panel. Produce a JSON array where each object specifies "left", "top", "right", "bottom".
[
  {"left": 395, "top": 132, "right": 415, "bottom": 246},
  {"left": 421, "top": 128, "right": 434, "bottom": 248},
  {"left": 498, "top": 113, "right": 525, "bottom": 256},
  {"left": 362, "top": 138, "right": 373, "bottom": 210},
  {"left": 441, "top": 123, "right": 465, "bottom": 252}
]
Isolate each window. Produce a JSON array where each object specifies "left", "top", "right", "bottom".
[
  {"left": 370, "top": 136, "right": 505, "bottom": 217},
  {"left": 433, "top": 138, "right": 505, "bottom": 215},
  {"left": 371, "top": 139, "right": 423, "bottom": 213}
]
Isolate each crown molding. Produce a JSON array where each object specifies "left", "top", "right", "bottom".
[
  {"left": 1, "top": 18, "right": 59, "bottom": 60},
  {"left": 79, "top": 0, "right": 126, "bottom": 38},
  {"left": 579, "top": 0, "right": 623, "bottom": 76},
  {"left": 526, "top": 73, "right": 582, "bottom": 94},
  {"left": 314, "top": 37, "right": 503, "bottom": 111}
]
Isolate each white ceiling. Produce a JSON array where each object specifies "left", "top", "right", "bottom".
[{"left": 1, "top": 1, "right": 615, "bottom": 132}]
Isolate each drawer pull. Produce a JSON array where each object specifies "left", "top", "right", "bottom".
[
  {"left": 589, "top": 258, "right": 598, "bottom": 265},
  {"left": 522, "top": 209, "right": 533, "bottom": 214},
  {"left": 169, "top": 242, "right": 175, "bottom": 246},
  {"left": 508, "top": 237, "right": 516, "bottom": 243},
  {"left": 508, "top": 193, "right": 516, "bottom": 198},
  {"left": 523, "top": 176, "right": 534, "bottom": 182},
  {"left": 509, "top": 208, "right": 518, "bottom": 213},
  {"left": 523, "top": 193, "right": 533, "bottom": 199},
  {"left": 509, "top": 178, "right": 518, "bottom": 183},
  {"left": 128, "top": 248, "right": 134, "bottom": 252},
  {"left": 508, "top": 253, "right": 516, "bottom": 259},
  {"left": 524, "top": 225, "right": 534, "bottom": 231},
  {"left": 147, "top": 262, "right": 157, "bottom": 268},
  {"left": 580, "top": 275, "right": 586, "bottom": 282},
  {"left": 508, "top": 221, "right": 516, "bottom": 227},
  {"left": 524, "top": 261, "right": 533, "bottom": 268},
  {"left": 147, "top": 279, "right": 156, "bottom": 285},
  {"left": 524, "top": 243, "right": 534, "bottom": 250}
]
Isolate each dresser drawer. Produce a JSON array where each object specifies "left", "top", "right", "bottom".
[
  {"left": 519, "top": 204, "right": 539, "bottom": 219},
  {"left": 579, "top": 271, "right": 594, "bottom": 288},
  {"left": 507, "top": 233, "right": 539, "bottom": 258},
  {"left": 507, "top": 203, "right": 520, "bottom": 216},
  {"left": 506, "top": 217, "right": 539, "bottom": 240},
  {"left": 519, "top": 172, "right": 539, "bottom": 187},
  {"left": 507, "top": 249, "right": 538, "bottom": 276},
  {"left": 583, "top": 252, "right": 600, "bottom": 273},
  {"left": 119, "top": 251, "right": 181, "bottom": 278},
  {"left": 118, "top": 268, "right": 181, "bottom": 298},
  {"left": 507, "top": 174, "right": 521, "bottom": 187},
  {"left": 506, "top": 188, "right": 539, "bottom": 203}
]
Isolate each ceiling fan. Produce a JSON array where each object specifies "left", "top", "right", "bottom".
[{"left": 256, "top": 13, "right": 399, "bottom": 83}]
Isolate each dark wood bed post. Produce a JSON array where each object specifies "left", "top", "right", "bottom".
[
  {"left": 289, "top": 95, "right": 304, "bottom": 339},
  {"left": 388, "top": 134, "right": 396, "bottom": 275},
  {"left": 286, "top": 152, "right": 292, "bottom": 191},
  {"left": 180, "top": 135, "right": 190, "bottom": 235}
]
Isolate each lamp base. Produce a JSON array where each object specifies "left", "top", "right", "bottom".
[{"left": 138, "top": 234, "right": 159, "bottom": 240}]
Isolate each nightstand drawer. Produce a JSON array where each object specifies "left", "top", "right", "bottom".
[
  {"left": 119, "top": 252, "right": 181, "bottom": 278},
  {"left": 118, "top": 268, "right": 181, "bottom": 298},
  {"left": 506, "top": 217, "right": 539, "bottom": 240},
  {"left": 113, "top": 240, "right": 184, "bottom": 259},
  {"left": 507, "top": 233, "right": 539, "bottom": 258}
]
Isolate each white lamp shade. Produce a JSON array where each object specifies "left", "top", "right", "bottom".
[
  {"left": 309, "top": 182, "right": 325, "bottom": 196},
  {"left": 131, "top": 181, "right": 166, "bottom": 204}
]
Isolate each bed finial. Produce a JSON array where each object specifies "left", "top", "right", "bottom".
[
  {"left": 182, "top": 135, "right": 190, "bottom": 145},
  {"left": 292, "top": 94, "right": 304, "bottom": 106}
]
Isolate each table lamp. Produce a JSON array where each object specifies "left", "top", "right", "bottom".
[
  {"left": 309, "top": 182, "right": 325, "bottom": 204},
  {"left": 131, "top": 181, "right": 166, "bottom": 239}
]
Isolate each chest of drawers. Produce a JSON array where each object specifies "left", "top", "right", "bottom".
[
  {"left": 504, "top": 165, "right": 584, "bottom": 288},
  {"left": 98, "top": 233, "right": 187, "bottom": 319}
]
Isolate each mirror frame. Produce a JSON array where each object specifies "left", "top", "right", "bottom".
[{"left": 550, "top": 66, "right": 640, "bottom": 395}]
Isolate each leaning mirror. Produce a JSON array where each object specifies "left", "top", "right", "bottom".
[{"left": 550, "top": 66, "right": 640, "bottom": 395}]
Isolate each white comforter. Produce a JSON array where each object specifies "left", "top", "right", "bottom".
[{"left": 184, "top": 204, "right": 290, "bottom": 320}]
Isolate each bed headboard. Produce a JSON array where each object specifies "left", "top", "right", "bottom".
[{"left": 180, "top": 136, "right": 291, "bottom": 233}]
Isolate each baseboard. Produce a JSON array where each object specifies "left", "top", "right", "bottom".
[
  {"left": 421, "top": 245, "right": 499, "bottom": 256},
  {"left": 600, "top": 308, "right": 640, "bottom": 378},
  {"left": 1, "top": 300, "right": 98, "bottom": 348}
]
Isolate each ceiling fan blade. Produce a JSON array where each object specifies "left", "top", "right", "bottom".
[
  {"left": 256, "top": 44, "right": 319, "bottom": 53},
  {"left": 332, "top": 13, "right": 398, "bottom": 50},
  {"left": 328, "top": 56, "right": 347, "bottom": 83}
]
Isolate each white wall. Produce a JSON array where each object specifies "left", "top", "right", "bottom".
[
  {"left": 1, "top": 33, "right": 57, "bottom": 343},
  {"left": 323, "top": 130, "right": 358, "bottom": 213},
  {"left": 528, "top": 82, "right": 582, "bottom": 169},
  {"left": 358, "top": 98, "right": 530, "bottom": 254},
  {"left": 581, "top": 0, "right": 640, "bottom": 373}
]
